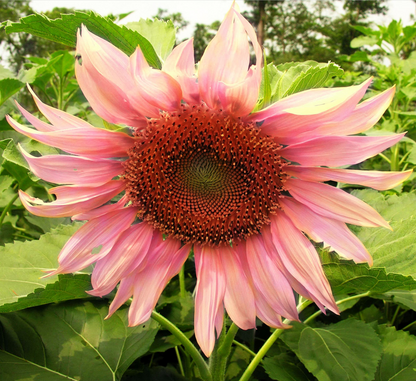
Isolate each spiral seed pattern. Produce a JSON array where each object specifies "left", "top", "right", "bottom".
[{"left": 123, "top": 103, "right": 287, "bottom": 245}]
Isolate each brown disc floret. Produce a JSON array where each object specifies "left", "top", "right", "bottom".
[{"left": 123, "top": 103, "right": 287, "bottom": 245}]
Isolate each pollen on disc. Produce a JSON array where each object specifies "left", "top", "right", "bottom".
[{"left": 123, "top": 103, "right": 287, "bottom": 245}]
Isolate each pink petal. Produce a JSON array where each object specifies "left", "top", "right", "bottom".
[
  {"left": 250, "top": 78, "right": 372, "bottom": 137},
  {"left": 19, "top": 146, "right": 123, "bottom": 186},
  {"left": 129, "top": 47, "right": 182, "bottom": 112},
  {"left": 72, "top": 195, "right": 128, "bottom": 221},
  {"left": 194, "top": 245, "right": 226, "bottom": 357},
  {"left": 163, "top": 38, "right": 200, "bottom": 105},
  {"left": 245, "top": 235, "right": 299, "bottom": 321},
  {"left": 7, "top": 115, "right": 135, "bottom": 159},
  {"left": 106, "top": 273, "right": 136, "bottom": 318},
  {"left": 220, "top": 245, "right": 256, "bottom": 330},
  {"left": 234, "top": 242, "right": 290, "bottom": 328},
  {"left": 281, "top": 197, "right": 372, "bottom": 264},
  {"left": 75, "top": 26, "right": 150, "bottom": 127},
  {"left": 286, "top": 178, "right": 390, "bottom": 229},
  {"left": 128, "top": 240, "right": 190, "bottom": 326},
  {"left": 19, "top": 180, "right": 124, "bottom": 218},
  {"left": 47, "top": 207, "right": 138, "bottom": 275},
  {"left": 89, "top": 223, "right": 154, "bottom": 296},
  {"left": 198, "top": 5, "right": 262, "bottom": 115},
  {"left": 286, "top": 87, "right": 395, "bottom": 144},
  {"left": 26, "top": 86, "right": 94, "bottom": 129},
  {"left": 286, "top": 166, "right": 412, "bottom": 191},
  {"left": 267, "top": 211, "right": 338, "bottom": 313},
  {"left": 281, "top": 134, "right": 405, "bottom": 167}
]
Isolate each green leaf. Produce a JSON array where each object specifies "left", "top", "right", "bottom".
[
  {"left": 134, "top": 366, "right": 188, "bottom": 381},
  {"left": 5, "top": 11, "right": 161, "bottom": 68},
  {"left": 383, "top": 289, "right": 416, "bottom": 311},
  {"left": 0, "top": 300, "right": 159, "bottom": 380},
  {"left": 0, "top": 274, "right": 92, "bottom": 313},
  {"left": 125, "top": 18, "right": 176, "bottom": 62},
  {"left": 263, "top": 353, "right": 315, "bottom": 381},
  {"left": 0, "top": 78, "right": 24, "bottom": 106},
  {"left": 273, "top": 61, "right": 343, "bottom": 101},
  {"left": 0, "top": 138, "right": 37, "bottom": 189},
  {"left": 350, "top": 35, "right": 379, "bottom": 48},
  {"left": 0, "top": 222, "right": 83, "bottom": 308},
  {"left": 320, "top": 251, "right": 416, "bottom": 295},
  {"left": 352, "top": 190, "right": 416, "bottom": 278},
  {"left": 0, "top": 65, "right": 15, "bottom": 80},
  {"left": 281, "top": 320, "right": 382, "bottom": 381},
  {"left": 374, "top": 325, "right": 416, "bottom": 381}
]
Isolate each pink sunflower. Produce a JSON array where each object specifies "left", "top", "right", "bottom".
[{"left": 7, "top": 5, "right": 411, "bottom": 356}]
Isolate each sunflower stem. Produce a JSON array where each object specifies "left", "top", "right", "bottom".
[
  {"left": 238, "top": 298, "right": 312, "bottom": 381},
  {"left": 210, "top": 322, "right": 239, "bottom": 381},
  {"left": 0, "top": 192, "right": 19, "bottom": 228},
  {"left": 179, "top": 265, "right": 186, "bottom": 298},
  {"left": 151, "top": 311, "right": 211, "bottom": 381}
]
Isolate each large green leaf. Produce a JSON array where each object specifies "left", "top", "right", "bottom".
[
  {"left": 281, "top": 320, "right": 382, "bottom": 381},
  {"left": 263, "top": 353, "right": 315, "bottom": 381},
  {"left": 0, "top": 274, "right": 92, "bottom": 313},
  {"left": 0, "top": 78, "right": 24, "bottom": 106},
  {"left": 383, "top": 289, "right": 416, "bottom": 311},
  {"left": 352, "top": 190, "right": 416, "bottom": 277},
  {"left": 321, "top": 251, "right": 416, "bottom": 295},
  {"left": 0, "top": 222, "right": 83, "bottom": 308},
  {"left": 374, "top": 325, "right": 416, "bottom": 381},
  {"left": 125, "top": 18, "right": 176, "bottom": 62},
  {"left": 5, "top": 11, "right": 161, "bottom": 68},
  {"left": 0, "top": 300, "right": 159, "bottom": 381}
]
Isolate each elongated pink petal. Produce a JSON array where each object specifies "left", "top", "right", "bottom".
[
  {"left": 220, "top": 245, "right": 256, "bottom": 330},
  {"left": 286, "top": 178, "right": 390, "bottom": 229},
  {"left": 76, "top": 26, "right": 150, "bottom": 127},
  {"left": 163, "top": 38, "right": 200, "bottom": 105},
  {"left": 15, "top": 102, "right": 57, "bottom": 132},
  {"left": 234, "top": 242, "right": 290, "bottom": 328},
  {"left": 284, "top": 87, "right": 396, "bottom": 144},
  {"left": 19, "top": 146, "right": 123, "bottom": 186},
  {"left": 245, "top": 235, "right": 298, "bottom": 321},
  {"left": 128, "top": 241, "right": 190, "bottom": 326},
  {"left": 130, "top": 47, "right": 182, "bottom": 112},
  {"left": 19, "top": 180, "right": 124, "bottom": 218},
  {"left": 27, "top": 86, "right": 94, "bottom": 129},
  {"left": 286, "top": 166, "right": 412, "bottom": 191},
  {"left": 267, "top": 211, "right": 338, "bottom": 313},
  {"left": 198, "top": 5, "right": 262, "bottom": 115},
  {"left": 194, "top": 245, "right": 226, "bottom": 357},
  {"left": 90, "top": 223, "right": 154, "bottom": 296},
  {"left": 250, "top": 78, "right": 372, "bottom": 136},
  {"left": 106, "top": 273, "right": 135, "bottom": 319},
  {"left": 7, "top": 116, "right": 135, "bottom": 159},
  {"left": 72, "top": 195, "right": 128, "bottom": 221},
  {"left": 46, "top": 207, "right": 138, "bottom": 275},
  {"left": 281, "top": 134, "right": 405, "bottom": 167},
  {"left": 281, "top": 197, "right": 372, "bottom": 264}
]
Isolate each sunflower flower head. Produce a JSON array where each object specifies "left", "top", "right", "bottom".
[{"left": 7, "top": 3, "right": 411, "bottom": 357}]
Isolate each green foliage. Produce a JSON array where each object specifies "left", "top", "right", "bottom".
[
  {"left": 256, "top": 61, "right": 343, "bottom": 110},
  {"left": 0, "top": 223, "right": 82, "bottom": 307},
  {"left": 125, "top": 18, "right": 176, "bottom": 62},
  {"left": 4, "top": 11, "right": 161, "bottom": 68},
  {"left": 0, "top": 300, "right": 159, "bottom": 380},
  {"left": 374, "top": 325, "right": 416, "bottom": 380},
  {"left": 351, "top": 190, "right": 416, "bottom": 277},
  {"left": 281, "top": 320, "right": 382, "bottom": 381},
  {"left": 263, "top": 353, "right": 314, "bottom": 381},
  {"left": 0, "top": 274, "right": 92, "bottom": 313}
]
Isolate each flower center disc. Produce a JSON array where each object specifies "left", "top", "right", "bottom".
[{"left": 124, "top": 103, "right": 287, "bottom": 245}]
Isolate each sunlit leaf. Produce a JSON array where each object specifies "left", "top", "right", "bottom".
[
  {"left": 5, "top": 11, "right": 161, "bottom": 68},
  {"left": 281, "top": 320, "right": 382, "bottom": 381},
  {"left": 0, "top": 300, "right": 159, "bottom": 380}
]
